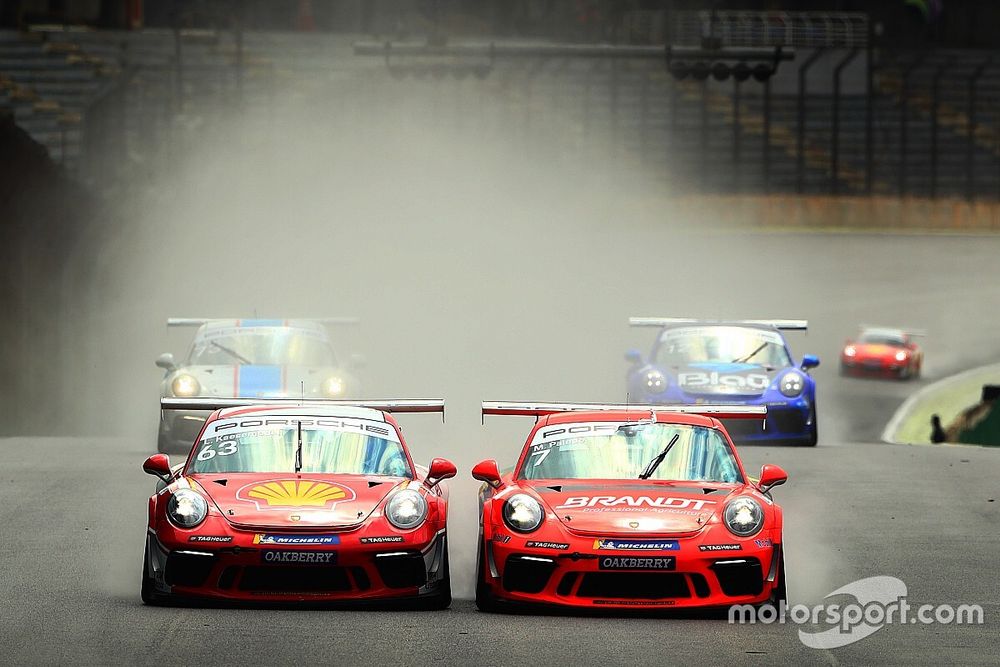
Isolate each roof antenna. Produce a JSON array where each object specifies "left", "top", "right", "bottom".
[{"left": 300, "top": 380, "right": 304, "bottom": 406}]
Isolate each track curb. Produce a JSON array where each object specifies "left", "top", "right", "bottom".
[{"left": 881, "top": 362, "right": 1000, "bottom": 445}]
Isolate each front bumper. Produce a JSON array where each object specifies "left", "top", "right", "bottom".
[
  {"left": 635, "top": 392, "right": 814, "bottom": 443},
  {"left": 145, "top": 525, "right": 448, "bottom": 603},
  {"left": 482, "top": 529, "right": 781, "bottom": 610},
  {"left": 841, "top": 358, "right": 908, "bottom": 378}
]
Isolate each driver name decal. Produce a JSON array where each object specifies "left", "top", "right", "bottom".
[{"left": 556, "top": 496, "right": 715, "bottom": 511}]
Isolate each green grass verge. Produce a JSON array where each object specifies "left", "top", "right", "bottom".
[{"left": 890, "top": 364, "right": 1000, "bottom": 445}]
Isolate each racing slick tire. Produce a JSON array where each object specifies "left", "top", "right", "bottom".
[
  {"left": 770, "top": 550, "right": 787, "bottom": 606},
  {"left": 475, "top": 536, "right": 500, "bottom": 613},
  {"left": 140, "top": 542, "right": 167, "bottom": 606},
  {"left": 795, "top": 409, "right": 818, "bottom": 447},
  {"left": 417, "top": 543, "right": 452, "bottom": 610}
]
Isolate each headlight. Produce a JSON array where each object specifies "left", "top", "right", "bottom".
[
  {"left": 779, "top": 371, "right": 805, "bottom": 397},
  {"left": 171, "top": 374, "right": 201, "bottom": 397},
  {"left": 895, "top": 350, "right": 907, "bottom": 362},
  {"left": 844, "top": 346, "right": 857, "bottom": 357},
  {"left": 322, "top": 376, "right": 345, "bottom": 397},
  {"left": 723, "top": 496, "right": 764, "bottom": 537},
  {"left": 386, "top": 489, "right": 427, "bottom": 530},
  {"left": 167, "top": 489, "right": 209, "bottom": 528},
  {"left": 502, "top": 493, "right": 543, "bottom": 533},
  {"left": 645, "top": 370, "right": 667, "bottom": 393}
]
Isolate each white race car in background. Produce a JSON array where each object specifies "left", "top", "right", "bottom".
[{"left": 155, "top": 318, "right": 362, "bottom": 453}]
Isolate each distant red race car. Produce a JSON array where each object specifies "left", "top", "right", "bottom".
[
  {"left": 840, "top": 327, "right": 924, "bottom": 380},
  {"left": 472, "top": 402, "right": 788, "bottom": 612},
  {"left": 141, "top": 398, "right": 455, "bottom": 607}
]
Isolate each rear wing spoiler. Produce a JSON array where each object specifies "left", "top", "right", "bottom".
[
  {"left": 629, "top": 317, "right": 807, "bottom": 331},
  {"left": 482, "top": 401, "right": 766, "bottom": 421},
  {"left": 167, "top": 317, "right": 360, "bottom": 327},
  {"left": 161, "top": 397, "right": 444, "bottom": 417},
  {"left": 858, "top": 324, "right": 927, "bottom": 337}
]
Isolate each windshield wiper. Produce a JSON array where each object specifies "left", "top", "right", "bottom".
[
  {"left": 732, "top": 342, "right": 768, "bottom": 364},
  {"left": 210, "top": 340, "right": 252, "bottom": 365},
  {"left": 294, "top": 420, "right": 303, "bottom": 474},
  {"left": 638, "top": 433, "right": 680, "bottom": 480}
]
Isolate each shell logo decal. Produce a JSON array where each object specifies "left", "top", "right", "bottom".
[{"left": 236, "top": 480, "right": 356, "bottom": 511}]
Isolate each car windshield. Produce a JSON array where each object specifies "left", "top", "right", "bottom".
[
  {"left": 518, "top": 422, "right": 742, "bottom": 483},
  {"left": 188, "top": 418, "right": 410, "bottom": 477},
  {"left": 654, "top": 326, "right": 791, "bottom": 368},
  {"left": 859, "top": 331, "right": 906, "bottom": 346},
  {"left": 188, "top": 328, "right": 336, "bottom": 366}
]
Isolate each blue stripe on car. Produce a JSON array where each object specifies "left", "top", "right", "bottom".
[
  {"left": 238, "top": 366, "right": 282, "bottom": 396},
  {"left": 239, "top": 319, "right": 284, "bottom": 327}
]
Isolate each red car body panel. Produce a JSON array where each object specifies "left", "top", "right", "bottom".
[
  {"left": 841, "top": 335, "right": 923, "bottom": 379},
  {"left": 476, "top": 410, "right": 785, "bottom": 611},
  {"left": 143, "top": 405, "right": 450, "bottom": 604}
]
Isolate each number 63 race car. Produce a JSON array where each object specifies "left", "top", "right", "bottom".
[
  {"left": 141, "top": 397, "right": 455, "bottom": 607},
  {"left": 472, "top": 402, "right": 788, "bottom": 612}
]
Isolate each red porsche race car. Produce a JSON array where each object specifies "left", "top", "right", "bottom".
[
  {"left": 840, "top": 327, "right": 924, "bottom": 380},
  {"left": 141, "top": 397, "right": 455, "bottom": 607},
  {"left": 472, "top": 402, "right": 788, "bottom": 612}
]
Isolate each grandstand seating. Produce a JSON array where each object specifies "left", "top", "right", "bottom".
[{"left": 2, "top": 27, "right": 998, "bottom": 199}]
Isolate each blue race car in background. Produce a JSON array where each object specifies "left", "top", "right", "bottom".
[{"left": 625, "top": 318, "right": 820, "bottom": 446}]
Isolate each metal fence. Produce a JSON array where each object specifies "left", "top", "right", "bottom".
[{"left": 13, "top": 27, "right": 1000, "bottom": 202}]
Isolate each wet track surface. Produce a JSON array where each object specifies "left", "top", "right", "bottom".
[{"left": 3, "top": 229, "right": 1000, "bottom": 665}]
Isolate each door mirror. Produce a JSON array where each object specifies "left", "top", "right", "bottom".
[
  {"left": 143, "top": 454, "right": 172, "bottom": 483},
  {"left": 472, "top": 459, "right": 502, "bottom": 488},
  {"left": 758, "top": 464, "right": 788, "bottom": 493},
  {"left": 625, "top": 349, "right": 643, "bottom": 364},
  {"left": 425, "top": 457, "right": 457, "bottom": 488},
  {"left": 155, "top": 353, "right": 176, "bottom": 371},
  {"left": 801, "top": 354, "right": 820, "bottom": 370}
]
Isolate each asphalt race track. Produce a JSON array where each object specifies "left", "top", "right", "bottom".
[
  {"left": 1, "top": 436, "right": 997, "bottom": 665},
  {"left": 2, "top": 229, "right": 1000, "bottom": 665}
]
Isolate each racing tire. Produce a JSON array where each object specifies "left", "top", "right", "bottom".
[
  {"left": 797, "top": 408, "right": 818, "bottom": 447},
  {"left": 140, "top": 542, "right": 167, "bottom": 606},
  {"left": 475, "top": 536, "right": 500, "bottom": 613},
  {"left": 770, "top": 550, "right": 787, "bottom": 606},
  {"left": 418, "top": 542, "right": 452, "bottom": 611}
]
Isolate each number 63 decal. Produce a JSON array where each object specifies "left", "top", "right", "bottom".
[{"left": 197, "top": 441, "right": 238, "bottom": 461}]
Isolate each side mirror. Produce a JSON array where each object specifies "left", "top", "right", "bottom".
[
  {"left": 143, "top": 454, "right": 173, "bottom": 483},
  {"left": 155, "top": 353, "right": 176, "bottom": 371},
  {"left": 471, "top": 459, "right": 502, "bottom": 489},
  {"left": 349, "top": 353, "right": 367, "bottom": 369},
  {"left": 625, "top": 349, "right": 643, "bottom": 364},
  {"left": 758, "top": 464, "right": 788, "bottom": 494},
  {"left": 425, "top": 457, "right": 457, "bottom": 488},
  {"left": 801, "top": 354, "right": 820, "bottom": 370}
]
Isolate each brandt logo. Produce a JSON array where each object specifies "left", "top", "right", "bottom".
[{"left": 557, "top": 496, "right": 715, "bottom": 511}]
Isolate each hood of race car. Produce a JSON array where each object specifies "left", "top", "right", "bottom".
[
  {"left": 168, "top": 365, "right": 348, "bottom": 398},
  {"left": 671, "top": 363, "right": 778, "bottom": 397},
  {"left": 192, "top": 473, "right": 405, "bottom": 530},
  {"left": 529, "top": 481, "right": 735, "bottom": 536}
]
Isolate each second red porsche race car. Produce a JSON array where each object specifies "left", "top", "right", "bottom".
[
  {"left": 141, "top": 397, "right": 455, "bottom": 607},
  {"left": 840, "top": 327, "right": 924, "bottom": 380},
  {"left": 472, "top": 402, "right": 788, "bottom": 612}
]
